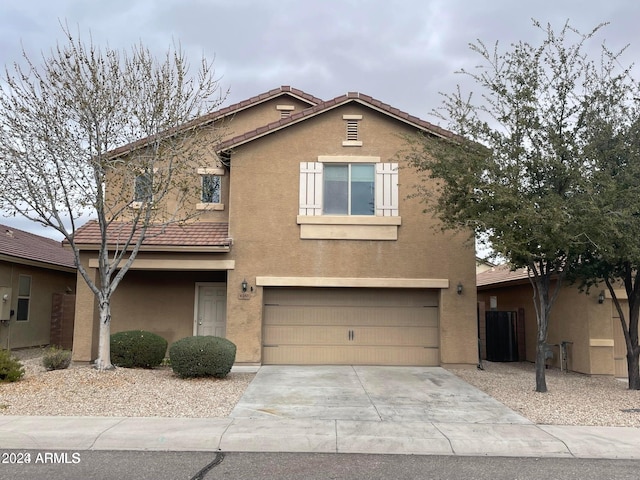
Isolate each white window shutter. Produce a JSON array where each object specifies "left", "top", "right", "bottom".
[
  {"left": 299, "top": 162, "right": 323, "bottom": 215},
  {"left": 375, "top": 163, "right": 398, "bottom": 216}
]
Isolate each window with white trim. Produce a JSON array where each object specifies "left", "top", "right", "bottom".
[
  {"left": 299, "top": 161, "right": 398, "bottom": 217},
  {"left": 17, "top": 275, "right": 31, "bottom": 322},
  {"left": 196, "top": 167, "right": 225, "bottom": 211}
]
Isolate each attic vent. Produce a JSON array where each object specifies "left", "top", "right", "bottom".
[
  {"left": 346, "top": 120, "right": 358, "bottom": 141},
  {"left": 276, "top": 104, "right": 295, "bottom": 119},
  {"left": 342, "top": 114, "right": 363, "bottom": 146}
]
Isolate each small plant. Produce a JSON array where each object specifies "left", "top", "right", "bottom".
[
  {"left": 0, "top": 349, "right": 25, "bottom": 382},
  {"left": 110, "top": 330, "right": 168, "bottom": 368},
  {"left": 42, "top": 346, "right": 72, "bottom": 371},
  {"left": 169, "top": 336, "right": 236, "bottom": 378}
]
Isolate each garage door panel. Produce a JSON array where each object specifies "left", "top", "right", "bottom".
[
  {"left": 264, "top": 325, "right": 439, "bottom": 347},
  {"left": 262, "top": 287, "right": 440, "bottom": 366},
  {"left": 263, "top": 345, "right": 439, "bottom": 365},
  {"left": 264, "top": 287, "right": 438, "bottom": 307},
  {"left": 264, "top": 305, "right": 438, "bottom": 327}
]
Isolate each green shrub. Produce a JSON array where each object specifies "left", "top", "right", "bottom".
[
  {"left": 0, "top": 349, "right": 25, "bottom": 382},
  {"left": 110, "top": 330, "right": 168, "bottom": 368},
  {"left": 42, "top": 346, "right": 72, "bottom": 371},
  {"left": 169, "top": 336, "right": 236, "bottom": 378}
]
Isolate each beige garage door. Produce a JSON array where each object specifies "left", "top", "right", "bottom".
[{"left": 263, "top": 288, "right": 439, "bottom": 365}]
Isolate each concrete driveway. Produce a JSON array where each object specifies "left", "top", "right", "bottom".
[{"left": 231, "top": 365, "right": 530, "bottom": 424}]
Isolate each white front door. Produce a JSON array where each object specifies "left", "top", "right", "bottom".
[{"left": 196, "top": 285, "right": 227, "bottom": 337}]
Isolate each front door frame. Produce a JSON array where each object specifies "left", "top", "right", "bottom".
[{"left": 193, "top": 282, "right": 227, "bottom": 336}]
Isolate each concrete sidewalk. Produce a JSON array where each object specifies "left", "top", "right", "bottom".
[
  {"left": 1, "top": 366, "right": 639, "bottom": 459},
  {"left": 1, "top": 415, "right": 640, "bottom": 458}
]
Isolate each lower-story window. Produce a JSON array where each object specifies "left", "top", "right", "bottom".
[{"left": 17, "top": 275, "right": 31, "bottom": 321}]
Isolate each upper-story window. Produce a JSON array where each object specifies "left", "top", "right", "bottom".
[
  {"left": 324, "top": 164, "right": 374, "bottom": 215},
  {"left": 299, "top": 157, "right": 398, "bottom": 217},
  {"left": 133, "top": 171, "right": 153, "bottom": 203},
  {"left": 201, "top": 174, "right": 221, "bottom": 204},
  {"left": 196, "top": 167, "right": 225, "bottom": 211}
]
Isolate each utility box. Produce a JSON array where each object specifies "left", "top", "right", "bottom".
[{"left": 0, "top": 287, "right": 11, "bottom": 321}]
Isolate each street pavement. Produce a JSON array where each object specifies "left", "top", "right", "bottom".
[{"left": 1, "top": 365, "right": 639, "bottom": 459}]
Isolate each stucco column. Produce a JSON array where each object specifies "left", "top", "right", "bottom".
[{"left": 71, "top": 255, "right": 99, "bottom": 363}]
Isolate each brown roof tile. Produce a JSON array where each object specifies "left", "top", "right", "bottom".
[
  {"left": 216, "top": 90, "right": 457, "bottom": 151},
  {"left": 476, "top": 264, "right": 530, "bottom": 287},
  {"left": 72, "top": 221, "right": 230, "bottom": 248},
  {"left": 0, "top": 223, "right": 75, "bottom": 269},
  {"left": 108, "top": 86, "right": 322, "bottom": 159}
]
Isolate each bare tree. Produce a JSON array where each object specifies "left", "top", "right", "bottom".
[{"left": 0, "top": 26, "right": 226, "bottom": 370}]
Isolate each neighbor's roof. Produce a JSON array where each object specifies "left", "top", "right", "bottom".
[
  {"left": 71, "top": 221, "right": 230, "bottom": 249},
  {"left": 476, "top": 264, "right": 530, "bottom": 288},
  {"left": 217, "top": 90, "right": 456, "bottom": 151},
  {"left": 0, "top": 223, "right": 75, "bottom": 270}
]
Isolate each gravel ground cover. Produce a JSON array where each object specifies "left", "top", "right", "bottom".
[
  {"left": 0, "top": 348, "right": 254, "bottom": 417},
  {"left": 2, "top": 348, "right": 640, "bottom": 426},
  {"left": 449, "top": 361, "right": 640, "bottom": 427}
]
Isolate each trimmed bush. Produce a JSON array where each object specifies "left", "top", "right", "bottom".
[
  {"left": 110, "top": 330, "right": 168, "bottom": 368},
  {"left": 0, "top": 349, "right": 24, "bottom": 383},
  {"left": 42, "top": 346, "right": 72, "bottom": 371},
  {"left": 169, "top": 336, "right": 236, "bottom": 378}
]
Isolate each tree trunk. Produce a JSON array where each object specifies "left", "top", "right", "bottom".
[
  {"left": 628, "top": 350, "right": 640, "bottom": 390},
  {"left": 535, "top": 336, "right": 548, "bottom": 393},
  {"left": 94, "top": 301, "right": 114, "bottom": 371}
]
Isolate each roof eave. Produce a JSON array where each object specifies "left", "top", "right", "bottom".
[{"left": 0, "top": 253, "right": 76, "bottom": 273}]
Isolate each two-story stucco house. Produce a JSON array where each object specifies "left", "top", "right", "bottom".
[{"left": 70, "top": 86, "right": 478, "bottom": 367}]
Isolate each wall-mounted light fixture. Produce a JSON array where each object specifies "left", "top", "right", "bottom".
[
  {"left": 598, "top": 291, "right": 605, "bottom": 304},
  {"left": 241, "top": 279, "right": 248, "bottom": 293},
  {"left": 457, "top": 282, "right": 463, "bottom": 295}
]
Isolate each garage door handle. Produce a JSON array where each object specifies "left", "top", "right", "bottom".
[{"left": 348, "top": 330, "right": 355, "bottom": 341}]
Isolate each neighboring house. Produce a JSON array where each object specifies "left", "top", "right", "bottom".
[
  {"left": 477, "top": 265, "right": 627, "bottom": 378},
  {"left": 71, "top": 86, "right": 478, "bottom": 367},
  {"left": 0, "top": 224, "right": 76, "bottom": 350},
  {"left": 476, "top": 257, "right": 496, "bottom": 274}
]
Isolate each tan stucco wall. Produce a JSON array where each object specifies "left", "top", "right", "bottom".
[
  {"left": 0, "top": 261, "right": 76, "bottom": 350},
  {"left": 478, "top": 281, "right": 613, "bottom": 375},
  {"left": 225, "top": 103, "right": 477, "bottom": 365},
  {"left": 72, "top": 100, "right": 478, "bottom": 367},
  {"left": 218, "top": 95, "right": 315, "bottom": 140}
]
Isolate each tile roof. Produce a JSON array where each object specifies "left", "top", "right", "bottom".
[
  {"left": 0, "top": 223, "right": 75, "bottom": 269},
  {"left": 71, "top": 221, "right": 230, "bottom": 248},
  {"left": 476, "top": 264, "right": 530, "bottom": 287},
  {"left": 108, "top": 86, "right": 321, "bottom": 159},
  {"left": 216, "top": 90, "right": 457, "bottom": 151}
]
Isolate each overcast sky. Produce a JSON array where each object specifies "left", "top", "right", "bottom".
[{"left": 1, "top": 0, "right": 639, "bottom": 239}]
